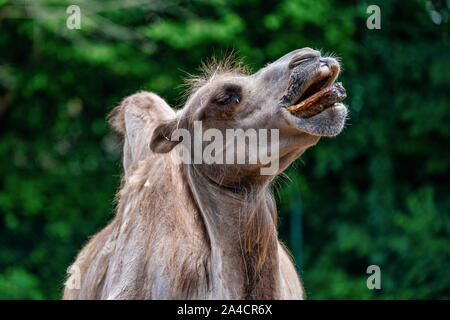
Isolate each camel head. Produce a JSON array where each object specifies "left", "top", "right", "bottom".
[{"left": 147, "top": 48, "right": 348, "bottom": 187}]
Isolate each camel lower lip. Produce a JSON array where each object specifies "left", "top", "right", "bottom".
[
  {"left": 287, "top": 82, "right": 347, "bottom": 118},
  {"left": 291, "top": 102, "right": 348, "bottom": 136}
]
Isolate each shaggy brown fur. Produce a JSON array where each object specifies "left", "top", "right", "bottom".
[{"left": 63, "top": 48, "right": 347, "bottom": 299}]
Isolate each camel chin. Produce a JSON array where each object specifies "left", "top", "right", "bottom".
[{"left": 289, "top": 103, "right": 348, "bottom": 137}]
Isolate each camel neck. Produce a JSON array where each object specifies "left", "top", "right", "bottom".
[{"left": 186, "top": 164, "right": 281, "bottom": 299}]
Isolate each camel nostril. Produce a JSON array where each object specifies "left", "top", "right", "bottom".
[{"left": 320, "top": 59, "right": 328, "bottom": 67}]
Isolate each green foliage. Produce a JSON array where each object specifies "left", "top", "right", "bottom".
[{"left": 0, "top": 0, "right": 448, "bottom": 299}]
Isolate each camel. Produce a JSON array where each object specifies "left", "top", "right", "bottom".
[{"left": 63, "top": 48, "right": 348, "bottom": 299}]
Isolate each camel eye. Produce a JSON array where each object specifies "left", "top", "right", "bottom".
[
  {"left": 216, "top": 93, "right": 240, "bottom": 105},
  {"left": 213, "top": 84, "right": 242, "bottom": 106}
]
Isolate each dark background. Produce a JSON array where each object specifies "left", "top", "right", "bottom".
[{"left": 0, "top": 0, "right": 449, "bottom": 299}]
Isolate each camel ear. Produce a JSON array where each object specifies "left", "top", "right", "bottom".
[
  {"left": 108, "top": 91, "right": 176, "bottom": 172},
  {"left": 150, "top": 118, "right": 185, "bottom": 153}
]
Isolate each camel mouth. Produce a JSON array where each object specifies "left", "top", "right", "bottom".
[
  {"left": 286, "top": 66, "right": 346, "bottom": 119},
  {"left": 281, "top": 61, "right": 349, "bottom": 137},
  {"left": 295, "top": 71, "right": 335, "bottom": 104}
]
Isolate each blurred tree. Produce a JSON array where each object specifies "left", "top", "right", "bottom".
[{"left": 0, "top": 0, "right": 448, "bottom": 299}]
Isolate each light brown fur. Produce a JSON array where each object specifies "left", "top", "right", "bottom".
[{"left": 63, "top": 48, "right": 347, "bottom": 299}]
